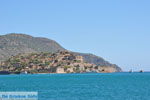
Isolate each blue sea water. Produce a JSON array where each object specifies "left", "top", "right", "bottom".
[{"left": 0, "top": 73, "right": 150, "bottom": 100}]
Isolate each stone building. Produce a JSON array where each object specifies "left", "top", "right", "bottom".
[
  {"left": 56, "top": 67, "right": 65, "bottom": 73},
  {"left": 67, "top": 67, "right": 74, "bottom": 73},
  {"left": 76, "top": 56, "right": 83, "bottom": 62}
]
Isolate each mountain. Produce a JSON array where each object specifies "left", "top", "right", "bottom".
[
  {"left": 0, "top": 33, "right": 65, "bottom": 61},
  {"left": 0, "top": 33, "right": 122, "bottom": 72}
]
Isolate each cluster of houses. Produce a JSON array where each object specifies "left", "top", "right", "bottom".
[
  {"left": 0, "top": 51, "right": 118, "bottom": 74},
  {"left": 54, "top": 51, "right": 117, "bottom": 73}
]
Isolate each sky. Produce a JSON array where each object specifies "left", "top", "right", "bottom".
[{"left": 0, "top": 0, "right": 150, "bottom": 71}]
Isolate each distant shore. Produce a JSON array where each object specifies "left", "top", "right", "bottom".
[{"left": 0, "top": 71, "right": 149, "bottom": 75}]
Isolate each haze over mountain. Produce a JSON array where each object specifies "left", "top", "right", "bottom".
[{"left": 0, "top": 33, "right": 122, "bottom": 72}]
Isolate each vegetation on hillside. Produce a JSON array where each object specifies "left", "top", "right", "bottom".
[
  {"left": 0, "top": 51, "right": 119, "bottom": 74},
  {"left": 0, "top": 33, "right": 122, "bottom": 72}
]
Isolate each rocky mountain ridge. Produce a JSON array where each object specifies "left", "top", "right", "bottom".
[{"left": 0, "top": 33, "right": 122, "bottom": 72}]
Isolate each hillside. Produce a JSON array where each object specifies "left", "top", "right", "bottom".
[
  {"left": 0, "top": 33, "right": 65, "bottom": 61},
  {"left": 0, "top": 51, "right": 119, "bottom": 73},
  {"left": 0, "top": 33, "right": 122, "bottom": 72}
]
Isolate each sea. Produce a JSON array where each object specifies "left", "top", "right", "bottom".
[{"left": 0, "top": 73, "right": 150, "bottom": 100}]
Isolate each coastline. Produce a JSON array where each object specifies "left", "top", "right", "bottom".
[{"left": 0, "top": 71, "right": 149, "bottom": 75}]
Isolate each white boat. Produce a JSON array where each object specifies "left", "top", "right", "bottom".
[{"left": 21, "top": 71, "right": 28, "bottom": 74}]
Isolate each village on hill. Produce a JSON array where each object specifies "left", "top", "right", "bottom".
[{"left": 0, "top": 51, "right": 117, "bottom": 74}]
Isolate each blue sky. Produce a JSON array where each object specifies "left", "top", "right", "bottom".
[{"left": 0, "top": 0, "right": 150, "bottom": 71}]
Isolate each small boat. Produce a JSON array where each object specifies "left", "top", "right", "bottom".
[
  {"left": 139, "top": 70, "right": 144, "bottom": 73},
  {"left": 129, "top": 69, "right": 133, "bottom": 73},
  {"left": 21, "top": 71, "right": 28, "bottom": 74}
]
